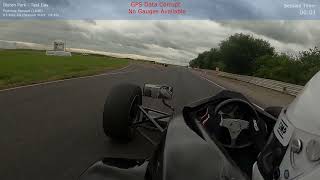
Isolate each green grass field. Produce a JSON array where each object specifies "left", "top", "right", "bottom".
[{"left": 0, "top": 49, "right": 129, "bottom": 89}]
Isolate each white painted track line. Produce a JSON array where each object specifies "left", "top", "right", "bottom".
[
  {"left": 198, "top": 75, "right": 226, "bottom": 90},
  {"left": 196, "top": 72, "right": 265, "bottom": 111}
]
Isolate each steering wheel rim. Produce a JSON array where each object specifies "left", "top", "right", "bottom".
[{"left": 211, "top": 98, "right": 262, "bottom": 149}]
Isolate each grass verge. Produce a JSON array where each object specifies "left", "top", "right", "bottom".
[{"left": 0, "top": 49, "right": 129, "bottom": 89}]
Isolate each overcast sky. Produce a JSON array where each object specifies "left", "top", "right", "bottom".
[
  {"left": 1, "top": 0, "right": 320, "bottom": 65},
  {"left": 1, "top": 20, "right": 319, "bottom": 65},
  {"left": 8, "top": 0, "right": 317, "bottom": 20}
]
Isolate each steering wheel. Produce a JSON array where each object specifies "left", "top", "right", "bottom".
[{"left": 204, "top": 98, "right": 266, "bottom": 149}]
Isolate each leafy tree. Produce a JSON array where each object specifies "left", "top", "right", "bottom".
[
  {"left": 219, "top": 33, "right": 274, "bottom": 75},
  {"left": 189, "top": 51, "right": 209, "bottom": 68},
  {"left": 299, "top": 47, "right": 320, "bottom": 83},
  {"left": 190, "top": 48, "right": 224, "bottom": 70},
  {"left": 190, "top": 33, "right": 320, "bottom": 85},
  {"left": 254, "top": 54, "right": 304, "bottom": 85}
]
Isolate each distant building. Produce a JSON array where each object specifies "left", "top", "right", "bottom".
[
  {"left": 46, "top": 40, "right": 72, "bottom": 56},
  {"left": 53, "top": 40, "right": 65, "bottom": 51}
]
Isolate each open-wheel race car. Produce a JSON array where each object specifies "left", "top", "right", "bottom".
[{"left": 80, "top": 71, "right": 320, "bottom": 180}]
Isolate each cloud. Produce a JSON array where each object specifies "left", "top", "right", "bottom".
[
  {"left": 1, "top": 0, "right": 320, "bottom": 65},
  {"left": 0, "top": 20, "right": 319, "bottom": 65},
  {"left": 218, "top": 21, "right": 320, "bottom": 47},
  {"left": 9, "top": 0, "right": 320, "bottom": 19}
]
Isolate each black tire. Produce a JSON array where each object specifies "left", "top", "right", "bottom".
[
  {"left": 103, "top": 84, "right": 142, "bottom": 141},
  {"left": 264, "top": 106, "right": 282, "bottom": 118}
]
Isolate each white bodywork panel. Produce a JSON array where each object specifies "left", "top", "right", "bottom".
[
  {"left": 274, "top": 72, "right": 320, "bottom": 180},
  {"left": 252, "top": 162, "right": 264, "bottom": 180},
  {"left": 252, "top": 71, "right": 320, "bottom": 180},
  {"left": 286, "top": 72, "right": 320, "bottom": 136},
  {"left": 278, "top": 125, "right": 320, "bottom": 180}
]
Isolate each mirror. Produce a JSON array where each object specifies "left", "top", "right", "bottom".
[{"left": 143, "top": 84, "right": 173, "bottom": 100}]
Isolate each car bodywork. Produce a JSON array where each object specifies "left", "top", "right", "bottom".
[
  {"left": 256, "top": 72, "right": 320, "bottom": 180},
  {"left": 80, "top": 90, "right": 278, "bottom": 180}
]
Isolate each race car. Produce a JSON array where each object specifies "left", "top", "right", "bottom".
[{"left": 80, "top": 71, "right": 320, "bottom": 180}]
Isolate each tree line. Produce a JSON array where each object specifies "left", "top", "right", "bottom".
[{"left": 189, "top": 33, "right": 320, "bottom": 85}]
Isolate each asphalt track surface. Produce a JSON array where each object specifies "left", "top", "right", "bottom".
[{"left": 0, "top": 63, "right": 223, "bottom": 180}]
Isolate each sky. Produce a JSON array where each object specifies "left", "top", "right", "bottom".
[{"left": 1, "top": 0, "right": 320, "bottom": 65}]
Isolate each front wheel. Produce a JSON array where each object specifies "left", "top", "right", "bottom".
[{"left": 103, "top": 84, "right": 142, "bottom": 142}]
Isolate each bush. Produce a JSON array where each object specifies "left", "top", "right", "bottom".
[
  {"left": 190, "top": 33, "right": 320, "bottom": 85},
  {"left": 219, "top": 33, "right": 274, "bottom": 75},
  {"left": 254, "top": 54, "right": 305, "bottom": 85},
  {"left": 189, "top": 48, "right": 224, "bottom": 70}
]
